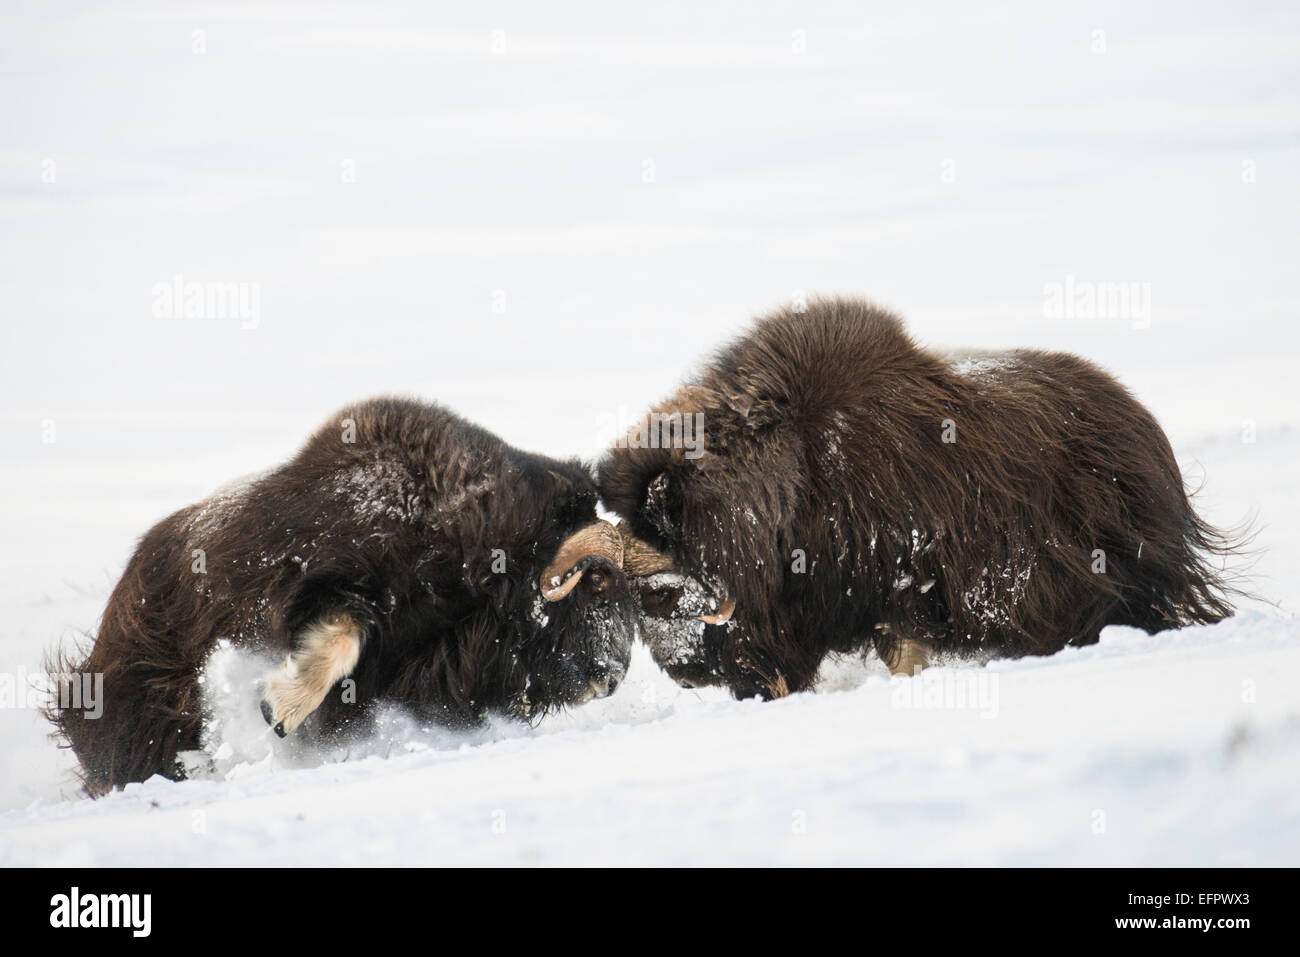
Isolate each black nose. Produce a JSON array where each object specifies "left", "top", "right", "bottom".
[{"left": 586, "top": 664, "right": 623, "bottom": 698}]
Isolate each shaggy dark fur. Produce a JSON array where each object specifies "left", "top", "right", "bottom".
[
  {"left": 48, "top": 397, "right": 635, "bottom": 794},
  {"left": 599, "top": 297, "right": 1238, "bottom": 699}
]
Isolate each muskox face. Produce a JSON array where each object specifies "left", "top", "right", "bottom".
[
  {"left": 616, "top": 525, "right": 734, "bottom": 689},
  {"left": 524, "top": 521, "right": 637, "bottom": 713}
]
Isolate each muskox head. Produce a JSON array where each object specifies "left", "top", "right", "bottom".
[
  {"left": 525, "top": 519, "right": 637, "bottom": 712},
  {"left": 594, "top": 394, "right": 743, "bottom": 688},
  {"left": 613, "top": 524, "right": 734, "bottom": 689}
]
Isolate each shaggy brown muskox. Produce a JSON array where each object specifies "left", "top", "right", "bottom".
[
  {"left": 599, "top": 297, "right": 1237, "bottom": 699},
  {"left": 48, "top": 397, "right": 637, "bottom": 794}
]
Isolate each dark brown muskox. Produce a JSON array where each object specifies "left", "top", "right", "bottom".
[
  {"left": 48, "top": 397, "right": 637, "bottom": 794},
  {"left": 599, "top": 297, "right": 1237, "bottom": 699}
]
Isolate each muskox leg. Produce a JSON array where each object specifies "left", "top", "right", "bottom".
[
  {"left": 875, "top": 630, "right": 932, "bottom": 676},
  {"left": 260, "top": 611, "right": 362, "bottom": 737}
]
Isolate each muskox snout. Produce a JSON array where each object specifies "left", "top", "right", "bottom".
[
  {"left": 585, "top": 661, "right": 625, "bottom": 699},
  {"left": 565, "top": 658, "right": 627, "bottom": 706}
]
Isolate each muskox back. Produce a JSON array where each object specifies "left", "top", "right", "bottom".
[
  {"left": 599, "top": 297, "right": 1237, "bottom": 698},
  {"left": 49, "top": 397, "right": 636, "bottom": 794}
]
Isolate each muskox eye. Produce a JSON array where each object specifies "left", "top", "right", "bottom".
[
  {"left": 640, "top": 585, "right": 683, "bottom": 617},
  {"left": 588, "top": 572, "right": 605, "bottom": 592}
]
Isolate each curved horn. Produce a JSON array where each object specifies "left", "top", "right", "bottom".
[
  {"left": 697, "top": 597, "right": 735, "bottom": 625},
  {"left": 616, "top": 524, "right": 678, "bottom": 578},
  {"left": 615, "top": 524, "right": 735, "bottom": 624},
  {"left": 539, "top": 520, "right": 625, "bottom": 601}
]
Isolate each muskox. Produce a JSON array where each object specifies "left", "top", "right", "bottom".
[
  {"left": 48, "top": 397, "right": 637, "bottom": 794},
  {"left": 599, "top": 297, "right": 1237, "bottom": 699}
]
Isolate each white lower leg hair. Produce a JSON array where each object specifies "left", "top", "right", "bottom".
[
  {"left": 263, "top": 612, "right": 362, "bottom": 735},
  {"left": 882, "top": 636, "right": 932, "bottom": 677}
]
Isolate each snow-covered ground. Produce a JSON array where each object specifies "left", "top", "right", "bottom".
[{"left": 2, "top": 1, "right": 1298, "bottom": 865}]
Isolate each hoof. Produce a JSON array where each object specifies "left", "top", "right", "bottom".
[{"left": 260, "top": 698, "right": 288, "bottom": 737}]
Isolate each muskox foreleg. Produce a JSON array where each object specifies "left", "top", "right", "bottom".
[
  {"left": 874, "top": 628, "right": 933, "bottom": 677},
  {"left": 260, "top": 611, "right": 363, "bottom": 737}
]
